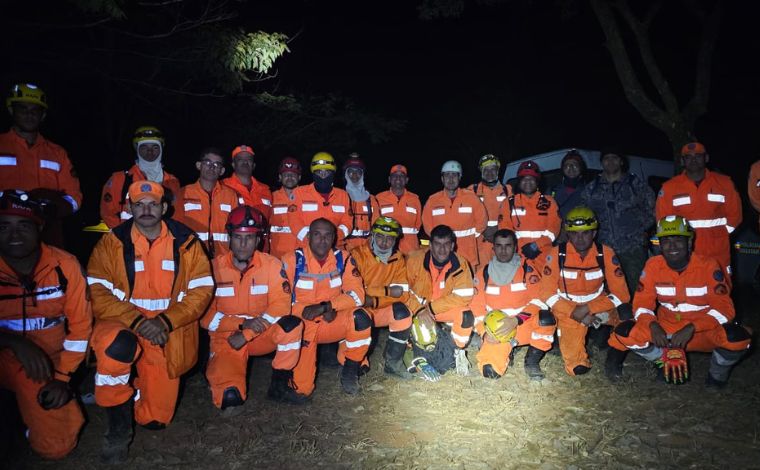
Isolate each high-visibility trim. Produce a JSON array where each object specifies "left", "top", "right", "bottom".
[
  {"left": 634, "top": 307, "right": 655, "bottom": 320},
  {"left": 558, "top": 285, "right": 604, "bottom": 303},
  {"left": 608, "top": 294, "right": 623, "bottom": 307},
  {"left": 485, "top": 285, "right": 500, "bottom": 295},
  {"left": 406, "top": 206, "right": 418, "bottom": 214},
  {"left": 689, "top": 218, "right": 727, "bottom": 228},
  {"left": 332, "top": 205, "right": 346, "bottom": 213},
  {"left": 63, "top": 194, "right": 79, "bottom": 211},
  {"left": 95, "top": 373, "right": 130, "bottom": 386},
  {"left": 431, "top": 208, "right": 445, "bottom": 216},
  {"left": 531, "top": 332, "right": 554, "bottom": 343},
  {"left": 546, "top": 294, "right": 561, "bottom": 308},
  {"left": 329, "top": 277, "right": 342, "bottom": 288},
  {"left": 380, "top": 207, "right": 393, "bottom": 215},
  {"left": 511, "top": 208, "right": 527, "bottom": 216},
  {"left": 458, "top": 206, "right": 472, "bottom": 214},
  {"left": 585, "top": 270, "right": 603, "bottom": 280},
  {"left": 301, "top": 203, "right": 318, "bottom": 212},
  {"left": 705, "top": 309, "right": 728, "bottom": 324},
  {"left": 130, "top": 297, "right": 171, "bottom": 311},
  {"left": 510, "top": 282, "right": 527, "bottom": 292},
  {"left": 515, "top": 230, "right": 555, "bottom": 241},
  {"left": 628, "top": 342, "right": 650, "bottom": 350},
  {"left": 262, "top": 313, "right": 280, "bottom": 324},
  {"left": 295, "top": 279, "right": 314, "bottom": 290},
  {"left": 34, "top": 286, "right": 64, "bottom": 301},
  {"left": 0, "top": 316, "right": 64, "bottom": 331},
  {"left": 360, "top": 204, "right": 368, "bottom": 212},
  {"left": 672, "top": 196, "right": 691, "bottom": 206},
  {"left": 120, "top": 211, "right": 132, "bottom": 220},
  {"left": 184, "top": 202, "right": 202, "bottom": 211},
  {"left": 529, "top": 298, "right": 548, "bottom": 309},
  {"left": 296, "top": 227, "right": 309, "bottom": 240},
  {"left": 177, "top": 291, "right": 185, "bottom": 302},
  {"left": 661, "top": 302, "right": 708, "bottom": 313},
  {"left": 452, "top": 287, "right": 474, "bottom": 297},
  {"left": 188, "top": 275, "right": 214, "bottom": 289},
  {"left": 351, "top": 229, "right": 371, "bottom": 237},
  {"left": 438, "top": 281, "right": 446, "bottom": 289},
  {"left": 216, "top": 286, "right": 235, "bottom": 297},
  {"left": 707, "top": 193, "right": 725, "bottom": 203},
  {"left": 453, "top": 228, "right": 476, "bottom": 237},
  {"left": 344, "top": 337, "right": 371, "bottom": 348},
  {"left": 277, "top": 341, "right": 301, "bottom": 352},
  {"left": 270, "top": 225, "right": 292, "bottom": 234},
  {"left": 727, "top": 225, "right": 735, "bottom": 234},
  {"left": 338, "top": 224, "right": 350, "bottom": 237},
  {"left": 39, "top": 160, "right": 61, "bottom": 172},
  {"left": 261, "top": 198, "right": 272, "bottom": 206},
  {"left": 487, "top": 220, "right": 498, "bottom": 227},
  {"left": 560, "top": 270, "right": 578, "bottom": 279},
  {"left": 451, "top": 331, "right": 471, "bottom": 344},
  {"left": 347, "top": 290, "right": 363, "bottom": 306},
  {"left": 273, "top": 206, "right": 288, "bottom": 215},
  {"left": 402, "top": 227, "right": 419, "bottom": 234},
  {"left": 207, "top": 312, "right": 225, "bottom": 332},
  {"left": 63, "top": 339, "right": 88, "bottom": 352},
  {"left": 220, "top": 204, "right": 232, "bottom": 212},
  {"left": 685, "top": 286, "right": 708, "bottom": 297},
  {"left": 250, "top": 285, "right": 268, "bottom": 295},
  {"left": 492, "top": 306, "right": 523, "bottom": 316},
  {"left": 238, "top": 197, "right": 245, "bottom": 205},
  {"left": 161, "top": 260, "right": 175, "bottom": 271},
  {"left": 212, "top": 233, "right": 228, "bottom": 242},
  {"left": 197, "top": 232, "right": 210, "bottom": 241},
  {"left": 389, "top": 283, "right": 409, "bottom": 291},
  {"left": 655, "top": 286, "right": 676, "bottom": 296},
  {"left": 134, "top": 260, "right": 145, "bottom": 272},
  {"left": 0, "top": 156, "right": 17, "bottom": 166}
]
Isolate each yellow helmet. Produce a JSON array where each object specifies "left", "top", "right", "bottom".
[
  {"left": 6, "top": 83, "right": 47, "bottom": 112},
  {"left": 483, "top": 310, "right": 518, "bottom": 344},
  {"left": 478, "top": 154, "right": 500, "bottom": 170},
  {"left": 132, "top": 126, "right": 165, "bottom": 149},
  {"left": 564, "top": 206, "right": 599, "bottom": 232},
  {"left": 371, "top": 216, "right": 402, "bottom": 238},
  {"left": 656, "top": 215, "right": 693, "bottom": 239},
  {"left": 310, "top": 152, "right": 336, "bottom": 172},
  {"left": 411, "top": 315, "right": 437, "bottom": 351}
]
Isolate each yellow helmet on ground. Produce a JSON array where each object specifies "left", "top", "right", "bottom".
[
  {"left": 371, "top": 216, "right": 402, "bottom": 238},
  {"left": 656, "top": 215, "right": 693, "bottom": 239},
  {"left": 133, "top": 126, "right": 165, "bottom": 149},
  {"left": 564, "top": 206, "right": 599, "bottom": 232},
  {"left": 7, "top": 83, "right": 47, "bottom": 112},
  {"left": 411, "top": 315, "right": 437, "bottom": 351},
  {"left": 483, "top": 310, "right": 518, "bottom": 344},
  {"left": 310, "top": 152, "right": 336, "bottom": 172},
  {"left": 478, "top": 154, "right": 500, "bottom": 170}
]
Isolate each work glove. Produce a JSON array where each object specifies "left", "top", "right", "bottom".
[
  {"left": 408, "top": 357, "right": 441, "bottom": 382},
  {"left": 520, "top": 242, "right": 541, "bottom": 260},
  {"left": 454, "top": 349, "right": 470, "bottom": 376},
  {"left": 657, "top": 347, "right": 688, "bottom": 384},
  {"left": 591, "top": 311, "right": 609, "bottom": 329}
]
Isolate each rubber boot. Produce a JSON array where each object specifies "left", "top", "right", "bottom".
[
  {"left": 267, "top": 369, "right": 309, "bottom": 405},
  {"left": 604, "top": 348, "right": 627, "bottom": 382},
  {"left": 524, "top": 346, "right": 546, "bottom": 381},
  {"left": 383, "top": 335, "right": 412, "bottom": 379},
  {"left": 340, "top": 359, "right": 361, "bottom": 395},
  {"left": 100, "top": 400, "right": 133, "bottom": 464}
]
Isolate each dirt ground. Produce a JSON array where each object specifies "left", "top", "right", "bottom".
[{"left": 4, "top": 286, "right": 760, "bottom": 470}]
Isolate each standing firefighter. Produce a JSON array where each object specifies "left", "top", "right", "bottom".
[
  {"left": 202, "top": 206, "right": 305, "bottom": 410},
  {"left": 0, "top": 190, "right": 91, "bottom": 459},
  {"left": 375, "top": 164, "right": 422, "bottom": 255},
  {"left": 222, "top": 145, "right": 273, "bottom": 220},
  {"left": 87, "top": 181, "right": 213, "bottom": 463},
  {"left": 343, "top": 153, "right": 380, "bottom": 251},
  {"left": 609, "top": 216, "right": 751, "bottom": 387},
  {"left": 269, "top": 157, "right": 302, "bottom": 259},
  {"left": 471, "top": 154, "right": 512, "bottom": 267}
]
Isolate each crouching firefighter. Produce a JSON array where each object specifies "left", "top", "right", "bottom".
[
  {"left": 282, "top": 218, "right": 371, "bottom": 396},
  {"left": 609, "top": 216, "right": 751, "bottom": 387},
  {"left": 351, "top": 217, "right": 414, "bottom": 378},
  {"left": 202, "top": 206, "right": 305, "bottom": 410},
  {"left": 0, "top": 190, "right": 92, "bottom": 460},
  {"left": 87, "top": 181, "right": 213, "bottom": 463},
  {"left": 472, "top": 229, "right": 555, "bottom": 381}
]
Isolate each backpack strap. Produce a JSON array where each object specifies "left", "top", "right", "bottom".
[
  {"left": 292, "top": 248, "right": 306, "bottom": 303},
  {"left": 119, "top": 170, "right": 133, "bottom": 205}
]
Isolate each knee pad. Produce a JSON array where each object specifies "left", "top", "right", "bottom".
[
  {"left": 614, "top": 320, "right": 636, "bottom": 338},
  {"left": 353, "top": 309, "right": 372, "bottom": 331},
  {"left": 461, "top": 310, "right": 474, "bottom": 329},
  {"left": 723, "top": 324, "right": 751, "bottom": 343},
  {"left": 617, "top": 303, "right": 634, "bottom": 321},
  {"left": 221, "top": 387, "right": 244, "bottom": 410},
  {"left": 105, "top": 330, "right": 139, "bottom": 363},
  {"left": 391, "top": 302, "right": 411, "bottom": 321},
  {"left": 482, "top": 364, "right": 501, "bottom": 379},
  {"left": 277, "top": 315, "right": 302, "bottom": 333},
  {"left": 538, "top": 310, "right": 556, "bottom": 326}
]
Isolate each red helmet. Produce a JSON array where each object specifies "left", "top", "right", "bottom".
[
  {"left": 0, "top": 190, "right": 44, "bottom": 224},
  {"left": 278, "top": 157, "right": 302, "bottom": 175},
  {"left": 343, "top": 153, "right": 365, "bottom": 172},
  {"left": 517, "top": 160, "right": 541, "bottom": 179},
  {"left": 225, "top": 205, "right": 267, "bottom": 234}
]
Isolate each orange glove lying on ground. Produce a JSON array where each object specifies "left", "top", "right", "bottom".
[{"left": 657, "top": 347, "right": 688, "bottom": 384}]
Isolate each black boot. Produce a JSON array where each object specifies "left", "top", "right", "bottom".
[
  {"left": 340, "top": 359, "right": 361, "bottom": 395},
  {"left": 384, "top": 334, "right": 412, "bottom": 379},
  {"left": 267, "top": 369, "right": 309, "bottom": 405},
  {"left": 524, "top": 346, "right": 546, "bottom": 381},
  {"left": 101, "top": 400, "right": 133, "bottom": 464},
  {"left": 604, "top": 348, "right": 627, "bottom": 382},
  {"left": 319, "top": 342, "right": 341, "bottom": 369}
]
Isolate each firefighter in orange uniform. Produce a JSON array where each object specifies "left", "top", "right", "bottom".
[
  {"left": 221, "top": 145, "right": 272, "bottom": 220},
  {"left": 290, "top": 152, "right": 353, "bottom": 249},
  {"left": 471, "top": 154, "right": 513, "bottom": 266},
  {"left": 88, "top": 181, "right": 213, "bottom": 463},
  {"left": 655, "top": 142, "right": 741, "bottom": 274},
  {"left": 0, "top": 190, "right": 91, "bottom": 459},
  {"left": 173, "top": 147, "right": 239, "bottom": 258},
  {"left": 541, "top": 206, "right": 632, "bottom": 376},
  {"left": 422, "top": 160, "right": 487, "bottom": 269},
  {"left": 202, "top": 206, "right": 305, "bottom": 409},
  {"left": 269, "top": 157, "right": 302, "bottom": 259},
  {"left": 343, "top": 153, "right": 380, "bottom": 251},
  {"left": 472, "top": 229, "right": 555, "bottom": 381},
  {"left": 351, "top": 217, "right": 414, "bottom": 378},
  {"left": 609, "top": 216, "right": 751, "bottom": 387},
  {"left": 100, "top": 126, "right": 181, "bottom": 229},
  {"left": 407, "top": 224, "right": 476, "bottom": 375},
  {"left": 282, "top": 218, "right": 370, "bottom": 396},
  {"left": 499, "top": 160, "right": 561, "bottom": 264},
  {"left": 375, "top": 164, "right": 422, "bottom": 255}
]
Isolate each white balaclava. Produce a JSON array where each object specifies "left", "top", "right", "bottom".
[
  {"left": 136, "top": 139, "right": 164, "bottom": 183},
  {"left": 345, "top": 168, "right": 370, "bottom": 202}
]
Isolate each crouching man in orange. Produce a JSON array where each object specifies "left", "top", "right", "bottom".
[
  {"left": 541, "top": 206, "right": 632, "bottom": 376},
  {"left": 202, "top": 206, "right": 305, "bottom": 410},
  {"left": 0, "top": 190, "right": 91, "bottom": 460},
  {"left": 609, "top": 216, "right": 751, "bottom": 388},
  {"left": 351, "top": 217, "right": 414, "bottom": 378},
  {"left": 282, "top": 218, "right": 370, "bottom": 396},
  {"left": 472, "top": 229, "right": 554, "bottom": 381},
  {"left": 87, "top": 181, "right": 213, "bottom": 463}
]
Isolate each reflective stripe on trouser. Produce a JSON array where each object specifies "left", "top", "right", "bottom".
[
  {"left": 206, "top": 322, "right": 303, "bottom": 409},
  {"left": 292, "top": 309, "right": 371, "bottom": 396},
  {"left": 367, "top": 304, "right": 413, "bottom": 332},
  {"left": 556, "top": 308, "right": 620, "bottom": 376},
  {"left": 476, "top": 314, "right": 555, "bottom": 376},
  {"left": 0, "top": 345, "right": 84, "bottom": 459},
  {"left": 433, "top": 306, "right": 473, "bottom": 349},
  {"left": 92, "top": 321, "right": 179, "bottom": 426},
  {"left": 612, "top": 318, "right": 750, "bottom": 356}
]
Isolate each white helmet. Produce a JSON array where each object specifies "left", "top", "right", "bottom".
[{"left": 441, "top": 160, "right": 462, "bottom": 175}]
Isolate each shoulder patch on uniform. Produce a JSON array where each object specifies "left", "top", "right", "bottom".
[
  {"left": 636, "top": 282, "right": 645, "bottom": 292},
  {"left": 280, "top": 268, "right": 287, "bottom": 279},
  {"left": 714, "top": 284, "right": 728, "bottom": 295},
  {"left": 657, "top": 189, "right": 664, "bottom": 198},
  {"left": 288, "top": 205, "right": 296, "bottom": 212},
  {"left": 352, "top": 268, "right": 361, "bottom": 277},
  {"left": 713, "top": 270, "right": 724, "bottom": 282},
  {"left": 543, "top": 266, "right": 552, "bottom": 276},
  {"left": 103, "top": 193, "right": 112, "bottom": 203},
  {"left": 614, "top": 267, "right": 624, "bottom": 277},
  {"left": 282, "top": 281, "right": 291, "bottom": 294},
  {"left": 529, "top": 275, "right": 540, "bottom": 284},
  {"left": 525, "top": 265, "right": 533, "bottom": 272},
  {"left": 545, "top": 255, "right": 552, "bottom": 263},
  {"left": 611, "top": 255, "right": 620, "bottom": 266},
  {"left": 349, "top": 257, "right": 357, "bottom": 266}
]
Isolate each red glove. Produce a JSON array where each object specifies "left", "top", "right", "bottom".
[{"left": 657, "top": 347, "right": 688, "bottom": 384}]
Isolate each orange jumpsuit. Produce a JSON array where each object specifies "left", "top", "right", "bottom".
[
  {"left": 344, "top": 196, "right": 380, "bottom": 251},
  {"left": 656, "top": 170, "right": 742, "bottom": 271},
  {"left": 422, "top": 188, "right": 488, "bottom": 268},
  {"left": 222, "top": 175, "right": 272, "bottom": 221},
  {"left": 374, "top": 189, "right": 422, "bottom": 254},
  {"left": 173, "top": 181, "right": 240, "bottom": 258},
  {"left": 406, "top": 249, "right": 475, "bottom": 348},
  {"left": 610, "top": 254, "right": 750, "bottom": 356},
  {"left": 0, "top": 130, "right": 83, "bottom": 213},
  {"left": 472, "top": 257, "right": 554, "bottom": 376},
  {"left": 0, "top": 244, "right": 91, "bottom": 459},
  {"left": 269, "top": 187, "right": 299, "bottom": 259},
  {"left": 470, "top": 182, "right": 513, "bottom": 265},
  {"left": 498, "top": 192, "right": 561, "bottom": 254},
  {"left": 100, "top": 164, "right": 181, "bottom": 229},
  {"left": 282, "top": 246, "right": 369, "bottom": 396},
  {"left": 290, "top": 184, "right": 353, "bottom": 249},
  {"left": 201, "top": 251, "right": 302, "bottom": 408},
  {"left": 88, "top": 220, "right": 213, "bottom": 426},
  {"left": 750, "top": 161, "right": 760, "bottom": 230},
  {"left": 541, "top": 242, "right": 630, "bottom": 375}
]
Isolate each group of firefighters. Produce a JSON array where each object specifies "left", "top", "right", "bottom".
[{"left": 0, "top": 82, "right": 755, "bottom": 463}]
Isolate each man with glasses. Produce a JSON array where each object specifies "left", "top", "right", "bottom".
[
  {"left": 222, "top": 145, "right": 272, "bottom": 222},
  {"left": 174, "top": 147, "right": 239, "bottom": 258}
]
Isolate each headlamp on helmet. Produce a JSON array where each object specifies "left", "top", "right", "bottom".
[
  {"left": 371, "top": 217, "right": 402, "bottom": 238},
  {"left": 656, "top": 215, "right": 693, "bottom": 239},
  {"left": 7, "top": 83, "right": 47, "bottom": 112},
  {"left": 564, "top": 206, "right": 599, "bottom": 232},
  {"left": 225, "top": 205, "right": 267, "bottom": 234},
  {"left": 133, "top": 126, "right": 165, "bottom": 149},
  {"left": 311, "top": 152, "right": 336, "bottom": 173},
  {"left": 478, "top": 154, "right": 500, "bottom": 170}
]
